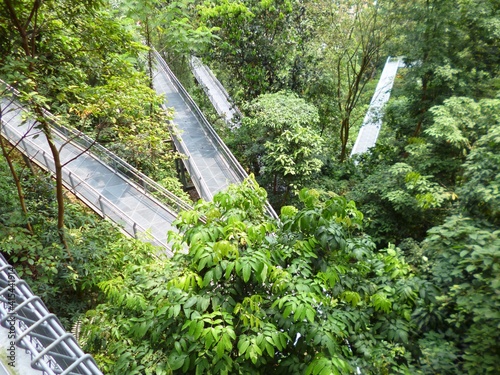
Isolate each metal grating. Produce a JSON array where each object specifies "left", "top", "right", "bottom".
[{"left": 0, "top": 254, "right": 102, "bottom": 375}]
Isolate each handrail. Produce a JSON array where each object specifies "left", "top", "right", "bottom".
[
  {"left": 189, "top": 56, "right": 242, "bottom": 127},
  {"left": 1, "top": 97, "right": 174, "bottom": 254},
  {"left": 153, "top": 50, "right": 279, "bottom": 220},
  {"left": 161, "top": 103, "right": 214, "bottom": 202},
  {"left": 43, "top": 110, "right": 194, "bottom": 214},
  {"left": 0, "top": 254, "right": 103, "bottom": 374},
  {"left": 0, "top": 79, "right": 194, "bottom": 215}
]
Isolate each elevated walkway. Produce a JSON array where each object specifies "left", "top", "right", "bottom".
[
  {"left": 0, "top": 254, "right": 102, "bottom": 375},
  {"left": 153, "top": 50, "right": 278, "bottom": 220},
  {"left": 189, "top": 56, "right": 241, "bottom": 128},
  {"left": 0, "top": 88, "right": 193, "bottom": 254},
  {"left": 350, "top": 56, "right": 405, "bottom": 157}
]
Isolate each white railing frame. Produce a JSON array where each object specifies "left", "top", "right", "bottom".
[{"left": 0, "top": 256, "right": 103, "bottom": 375}]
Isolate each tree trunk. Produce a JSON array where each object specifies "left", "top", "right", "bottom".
[
  {"left": 414, "top": 71, "right": 430, "bottom": 137},
  {"left": 22, "top": 153, "right": 36, "bottom": 175},
  {"left": 5, "top": 0, "right": 72, "bottom": 257},
  {"left": 38, "top": 116, "right": 72, "bottom": 258},
  {"left": 0, "top": 133, "right": 34, "bottom": 234},
  {"left": 145, "top": 15, "right": 154, "bottom": 90},
  {"left": 339, "top": 117, "right": 350, "bottom": 162}
]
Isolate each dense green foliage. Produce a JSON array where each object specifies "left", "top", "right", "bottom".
[
  {"left": 410, "top": 124, "right": 500, "bottom": 374},
  {"left": 197, "top": 0, "right": 302, "bottom": 99},
  {"left": 82, "top": 179, "right": 424, "bottom": 374},
  {"left": 229, "top": 92, "right": 323, "bottom": 207}
]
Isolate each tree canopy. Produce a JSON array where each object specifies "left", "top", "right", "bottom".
[{"left": 82, "top": 178, "right": 424, "bottom": 374}]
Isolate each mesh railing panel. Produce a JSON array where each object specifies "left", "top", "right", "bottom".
[{"left": 0, "top": 255, "right": 102, "bottom": 375}]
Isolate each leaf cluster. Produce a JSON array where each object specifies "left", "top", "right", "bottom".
[
  {"left": 230, "top": 91, "right": 324, "bottom": 206},
  {"left": 81, "top": 177, "right": 423, "bottom": 374}
]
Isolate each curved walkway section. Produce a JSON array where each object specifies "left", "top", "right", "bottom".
[
  {"left": 190, "top": 56, "right": 241, "bottom": 128},
  {"left": 0, "top": 94, "right": 186, "bottom": 254},
  {"left": 0, "top": 254, "right": 102, "bottom": 375},
  {"left": 153, "top": 51, "right": 239, "bottom": 200},
  {"left": 350, "top": 56, "right": 404, "bottom": 157},
  {"left": 153, "top": 51, "right": 278, "bottom": 220}
]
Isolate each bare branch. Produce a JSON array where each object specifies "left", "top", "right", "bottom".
[{"left": 60, "top": 129, "right": 101, "bottom": 169}]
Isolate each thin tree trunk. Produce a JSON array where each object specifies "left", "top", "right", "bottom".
[
  {"left": 339, "top": 117, "right": 349, "bottom": 162},
  {"left": 414, "top": 72, "right": 429, "bottom": 137},
  {"left": 0, "top": 134, "right": 34, "bottom": 234},
  {"left": 22, "top": 154, "right": 36, "bottom": 175},
  {"left": 145, "top": 16, "right": 154, "bottom": 90},
  {"left": 37, "top": 115, "right": 72, "bottom": 258},
  {"left": 414, "top": 1, "right": 432, "bottom": 137},
  {"left": 5, "top": 0, "right": 72, "bottom": 256}
]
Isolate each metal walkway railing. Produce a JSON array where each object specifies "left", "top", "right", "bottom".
[
  {"left": 189, "top": 56, "right": 242, "bottom": 128},
  {"left": 0, "top": 84, "right": 191, "bottom": 253},
  {"left": 2, "top": 81, "right": 193, "bottom": 214},
  {"left": 153, "top": 50, "right": 279, "bottom": 220},
  {"left": 0, "top": 254, "right": 102, "bottom": 375},
  {"left": 47, "top": 111, "right": 194, "bottom": 215},
  {"left": 350, "top": 56, "right": 405, "bottom": 157}
]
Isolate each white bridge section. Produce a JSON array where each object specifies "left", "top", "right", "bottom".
[
  {"left": 350, "top": 56, "right": 404, "bottom": 157},
  {"left": 189, "top": 56, "right": 242, "bottom": 128}
]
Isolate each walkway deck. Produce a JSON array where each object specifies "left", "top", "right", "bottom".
[
  {"left": 190, "top": 56, "right": 241, "bottom": 128},
  {"left": 0, "top": 94, "right": 188, "bottom": 255},
  {"left": 350, "top": 56, "right": 404, "bottom": 157},
  {"left": 153, "top": 51, "right": 240, "bottom": 201},
  {"left": 153, "top": 51, "right": 279, "bottom": 219}
]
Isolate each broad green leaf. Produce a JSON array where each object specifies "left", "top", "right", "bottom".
[
  {"left": 238, "top": 339, "right": 250, "bottom": 355},
  {"left": 168, "top": 353, "right": 187, "bottom": 371},
  {"left": 242, "top": 262, "right": 252, "bottom": 282}
]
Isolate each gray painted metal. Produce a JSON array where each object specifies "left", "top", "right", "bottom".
[
  {"left": 0, "top": 254, "right": 102, "bottom": 375},
  {"left": 153, "top": 50, "right": 279, "bottom": 220},
  {"left": 153, "top": 51, "right": 239, "bottom": 199},
  {"left": 0, "top": 93, "right": 183, "bottom": 254},
  {"left": 189, "top": 56, "right": 242, "bottom": 128},
  {"left": 350, "top": 56, "right": 405, "bottom": 157}
]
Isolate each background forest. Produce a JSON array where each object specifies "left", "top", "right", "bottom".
[{"left": 0, "top": 0, "right": 499, "bottom": 374}]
